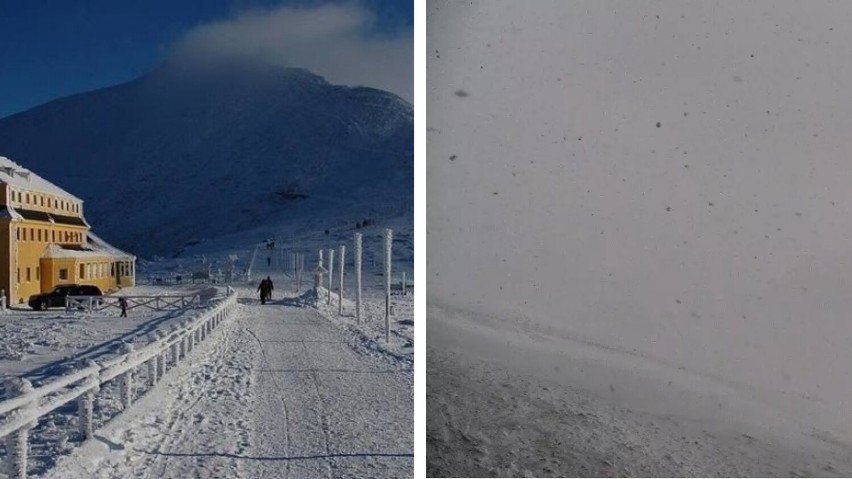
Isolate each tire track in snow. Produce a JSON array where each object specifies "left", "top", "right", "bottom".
[
  {"left": 301, "top": 340, "right": 334, "bottom": 479},
  {"left": 241, "top": 325, "right": 293, "bottom": 479}
]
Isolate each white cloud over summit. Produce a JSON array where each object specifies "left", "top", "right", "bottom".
[{"left": 171, "top": 3, "right": 412, "bottom": 102}]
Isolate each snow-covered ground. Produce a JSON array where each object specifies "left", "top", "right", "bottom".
[
  {"left": 428, "top": 0, "right": 852, "bottom": 476},
  {"left": 0, "top": 212, "right": 413, "bottom": 478},
  {"left": 0, "top": 284, "right": 213, "bottom": 381},
  {"left": 43, "top": 257, "right": 413, "bottom": 479}
]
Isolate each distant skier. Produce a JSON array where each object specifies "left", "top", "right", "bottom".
[{"left": 118, "top": 297, "right": 128, "bottom": 317}]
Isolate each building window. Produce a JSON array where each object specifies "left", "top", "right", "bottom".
[
  {"left": 26, "top": 268, "right": 30, "bottom": 282},
  {"left": 16, "top": 268, "right": 20, "bottom": 283},
  {"left": 37, "top": 230, "right": 41, "bottom": 242},
  {"left": 36, "top": 267, "right": 39, "bottom": 281},
  {"left": 111, "top": 263, "right": 115, "bottom": 277},
  {"left": 59, "top": 269, "right": 68, "bottom": 280},
  {"left": 80, "top": 264, "right": 85, "bottom": 279}
]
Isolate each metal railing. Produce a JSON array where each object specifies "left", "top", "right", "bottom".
[{"left": 0, "top": 288, "right": 238, "bottom": 479}]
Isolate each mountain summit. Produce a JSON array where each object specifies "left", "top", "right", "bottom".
[{"left": 0, "top": 58, "right": 413, "bottom": 256}]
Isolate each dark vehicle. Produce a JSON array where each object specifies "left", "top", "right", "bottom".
[{"left": 28, "top": 284, "right": 103, "bottom": 311}]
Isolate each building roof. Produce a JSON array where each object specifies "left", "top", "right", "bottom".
[
  {"left": 0, "top": 156, "right": 81, "bottom": 201},
  {"left": 41, "top": 234, "right": 134, "bottom": 261},
  {"left": 42, "top": 244, "right": 107, "bottom": 260},
  {"left": 0, "top": 206, "right": 89, "bottom": 227},
  {"left": 87, "top": 232, "right": 135, "bottom": 260},
  {"left": 14, "top": 205, "right": 89, "bottom": 226}
]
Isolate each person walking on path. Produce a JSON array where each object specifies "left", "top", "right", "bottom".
[
  {"left": 258, "top": 278, "right": 269, "bottom": 305},
  {"left": 119, "top": 297, "right": 128, "bottom": 317},
  {"left": 265, "top": 276, "right": 274, "bottom": 301}
]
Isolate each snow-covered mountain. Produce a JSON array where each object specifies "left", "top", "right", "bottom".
[{"left": 0, "top": 56, "right": 413, "bottom": 257}]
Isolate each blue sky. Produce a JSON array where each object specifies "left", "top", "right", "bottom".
[{"left": 0, "top": 0, "right": 413, "bottom": 119}]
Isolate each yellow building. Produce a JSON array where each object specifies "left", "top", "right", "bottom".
[{"left": 0, "top": 156, "right": 135, "bottom": 305}]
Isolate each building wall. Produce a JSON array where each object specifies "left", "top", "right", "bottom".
[
  {"left": 12, "top": 221, "right": 88, "bottom": 304},
  {"left": 0, "top": 219, "right": 10, "bottom": 306},
  {"left": 116, "top": 260, "right": 135, "bottom": 288}
]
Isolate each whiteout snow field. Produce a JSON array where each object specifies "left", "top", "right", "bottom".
[{"left": 429, "top": 0, "right": 852, "bottom": 476}]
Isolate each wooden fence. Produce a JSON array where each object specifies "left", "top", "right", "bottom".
[{"left": 0, "top": 288, "right": 238, "bottom": 478}]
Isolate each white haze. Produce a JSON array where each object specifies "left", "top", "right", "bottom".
[
  {"left": 429, "top": 0, "right": 852, "bottom": 446},
  {"left": 170, "top": 2, "right": 412, "bottom": 102}
]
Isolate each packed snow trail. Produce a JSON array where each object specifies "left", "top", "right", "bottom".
[{"left": 45, "top": 274, "right": 413, "bottom": 479}]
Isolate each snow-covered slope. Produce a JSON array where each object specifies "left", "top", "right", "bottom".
[
  {"left": 0, "top": 57, "right": 413, "bottom": 257},
  {"left": 429, "top": 0, "right": 852, "bottom": 474}
]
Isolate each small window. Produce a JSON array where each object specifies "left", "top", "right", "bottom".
[
  {"left": 36, "top": 267, "right": 39, "bottom": 281},
  {"left": 25, "top": 193, "right": 29, "bottom": 204},
  {"left": 16, "top": 268, "right": 20, "bottom": 283},
  {"left": 26, "top": 267, "right": 30, "bottom": 282},
  {"left": 37, "top": 230, "right": 41, "bottom": 242},
  {"left": 80, "top": 264, "right": 85, "bottom": 279},
  {"left": 59, "top": 269, "right": 68, "bottom": 280}
]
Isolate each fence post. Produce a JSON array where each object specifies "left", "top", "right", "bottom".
[
  {"left": 338, "top": 245, "right": 346, "bottom": 315},
  {"left": 1, "top": 288, "right": 6, "bottom": 312},
  {"left": 298, "top": 253, "right": 304, "bottom": 293},
  {"left": 187, "top": 321, "right": 194, "bottom": 353},
  {"left": 327, "top": 248, "right": 335, "bottom": 305},
  {"left": 384, "top": 228, "right": 393, "bottom": 343},
  {"left": 5, "top": 378, "right": 34, "bottom": 479},
  {"left": 354, "top": 232, "right": 362, "bottom": 324},
  {"left": 180, "top": 336, "right": 187, "bottom": 359},
  {"left": 147, "top": 333, "right": 159, "bottom": 385},
  {"left": 76, "top": 360, "right": 98, "bottom": 441},
  {"left": 170, "top": 326, "right": 180, "bottom": 366},
  {"left": 156, "top": 331, "right": 166, "bottom": 377},
  {"left": 118, "top": 343, "right": 135, "bottom": 409},
  {"left": 402, "top": 271, "right": 407, "bottom": 296}
]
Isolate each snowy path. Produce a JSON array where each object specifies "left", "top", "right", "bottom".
[{"left": 45, "top": 283, "right": 413, "bottom": 478}]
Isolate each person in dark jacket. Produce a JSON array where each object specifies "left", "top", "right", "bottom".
[
  {"left": 265, "top": 276, "right": 274, "bottom": 301},
  {"left": 257, "top": 279, "right": 269, "bottom": 304},
  {"left": 119, "top": 297, "right": 128, "bottom": 317}
]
